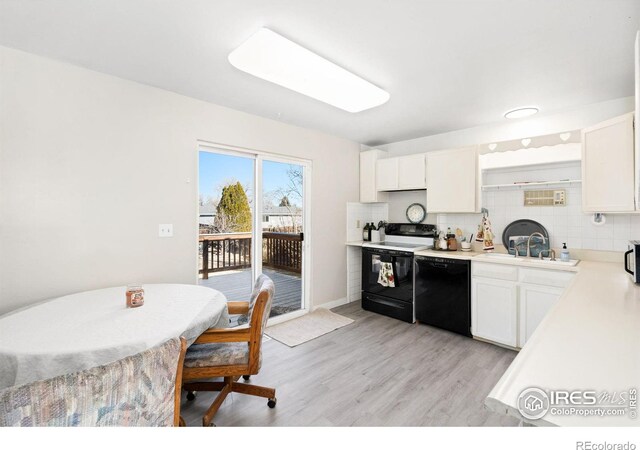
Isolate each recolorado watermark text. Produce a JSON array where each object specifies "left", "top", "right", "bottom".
[{"left": 576, "top": 442, "right": 636, "bottom": 450}]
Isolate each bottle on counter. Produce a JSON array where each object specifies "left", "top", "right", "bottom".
[
  {"left": 560, "top": 243, "right": 570, "bottom": 262},
  {"left": 439, "top": 233, "right": 448, "bottom": 250},
  {"left": 362, "top": 223, "right": 370, "bottom": 242},
  {"left": 447, "top": 235, "right": 458, "bottom": 251}
]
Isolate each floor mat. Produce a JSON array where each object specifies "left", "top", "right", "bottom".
[{"left": 265, "top": 308, "right": 354, "bottom": 347}]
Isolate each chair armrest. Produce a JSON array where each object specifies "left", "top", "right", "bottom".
[
  {"left": 227, "top": 301, "right": 250, "bottom": 315},
  {"left": 194, "top": 327, "right": 251, "bottom": 344}
]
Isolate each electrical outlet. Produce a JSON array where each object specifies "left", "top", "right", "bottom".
[
  {"left": 159, "top": 224, "right": 173, "bottom": 237},
  {"left": 356, "top": 220, "right": 361, "bottom": 228}
]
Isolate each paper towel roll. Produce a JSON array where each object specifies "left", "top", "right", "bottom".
[{"left": 591, "top": 213, "right": 606, "bottom": 226}]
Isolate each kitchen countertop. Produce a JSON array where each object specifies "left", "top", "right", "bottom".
[
  {"left": 414, "top": 248, "right": 480, "bottom": 260},
  {"left": 485, "top": 260, "right": 640, "bottom": 426},
  {"left": 470, "top": 253, "right": 580, "bottom": 272}
]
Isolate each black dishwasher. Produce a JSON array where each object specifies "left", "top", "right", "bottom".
[{"left": 414, "top": 256, "right": 471, "bottom": 337}]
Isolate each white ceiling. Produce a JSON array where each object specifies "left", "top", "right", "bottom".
[{"left": 0, "top": 0, "right": 638, "bottom": 145}]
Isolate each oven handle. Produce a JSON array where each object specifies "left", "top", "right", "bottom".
[{"left": 624, "top": 249, "right": 634, "bottom": 275}]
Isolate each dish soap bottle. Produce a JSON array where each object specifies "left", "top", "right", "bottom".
[{"left": 560, "top": 243, "right": 570, "bottom": 262}]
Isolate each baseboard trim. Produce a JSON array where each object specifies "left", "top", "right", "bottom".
[{"left": 311, "top": 296, "right": 349, "bottom": 311}]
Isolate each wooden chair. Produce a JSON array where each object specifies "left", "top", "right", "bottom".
[
  {"left": 0, "top": 337, "right": 187, "bottom": 427},
  {"left": 182, "top": 274, "right": 276, "bottom": 427}
]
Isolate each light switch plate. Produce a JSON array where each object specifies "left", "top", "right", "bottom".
[{"left": 159, "top": 224, "right": 173, "bottom": 237}]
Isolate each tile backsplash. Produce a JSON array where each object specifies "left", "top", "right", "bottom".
[
  {"left": 437, "top": 163, "right": 638, "bottom": 252},
  {"left": 346, "top": 202, "right": 388, "bottom": 242},
  {"left": 347, "top": 162, "right": 639, "bottom": 253}
]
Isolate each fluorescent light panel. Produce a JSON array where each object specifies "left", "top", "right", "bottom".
[{"left": 228, "top": 28, "right": 390, "bottom": 113}]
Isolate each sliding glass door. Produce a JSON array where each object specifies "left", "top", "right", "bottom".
[
  {"left": 261, "top": 159, "right": 306, "bottom": 318},
  {"left": 198, "top": 146, "right": 309, "bottom": 324}
]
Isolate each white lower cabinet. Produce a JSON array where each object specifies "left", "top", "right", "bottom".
[
  {"left": 471, "top": 262, "right": 575, "bottom": 349},
  {"left": 472, "top": 277, "right": 518, "bottom": 347},
  {"left": 518, "top": 284, "right": 565, "bottom": 347}
]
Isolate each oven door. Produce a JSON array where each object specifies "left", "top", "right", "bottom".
[{"left": 362, "top": 248, "right": 414, "bottom": 302}]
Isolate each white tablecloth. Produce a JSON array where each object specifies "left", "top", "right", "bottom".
[{"left": 0, "top": 284, "right": 229, "bottom": 389}]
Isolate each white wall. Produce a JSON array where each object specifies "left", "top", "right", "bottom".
[
  {"left": 375, "top": 97, "right": 634, "bottom": 156},
  {"left": 386, "top": 190, "right": 436, "bottom": 224},
  {"left": 0, "top": 46, "right": 360, "bottom": 314}
]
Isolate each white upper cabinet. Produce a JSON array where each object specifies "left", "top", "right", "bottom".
[
  {"left": 360, "top": 150, "right": 388, "bottom": 203},
  {"left": 375, "top": 157, "right": 399, "bottom": 191},
  {"left": 426, "top": 145, "right": 479, "bottom": 213},
  {"left": 581, "top": 113, "right": 635, "bottom": 213},
  {"left": 374, "top": 154, "right": 427, "bottom": 191},
  {"left": 397, "top": 154, "right": 426, "bottom": 189}
]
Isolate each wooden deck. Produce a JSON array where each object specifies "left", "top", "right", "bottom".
[{"left": 198, "top": 268, "right": 302, "bottom": 320}]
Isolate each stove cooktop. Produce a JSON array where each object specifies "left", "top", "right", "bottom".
[
  {"left": 367, "top": 242, "right": 425, "bottom": 249},
  {"left": 362, "top": 240, "right": 432, "bottom": 252}
]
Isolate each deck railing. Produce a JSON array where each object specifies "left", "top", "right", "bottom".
[
  {"left": 199, "top": 232, "right": 302, "bottom": 279},
  {"left": 262, "top": 232, "right": 303, "bottom": 274}
]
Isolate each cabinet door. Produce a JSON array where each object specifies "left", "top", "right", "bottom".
[
  {"left": 426, "top": 146, "right": 479, "bottom": 212},
  {"left": 360, "top": 150, "right": 388, "bottom": 203},
  {"left": 397, "top": 154, "right": 426, "bottom": 189},
  {"left": 581, "top": 113, "right": 635, "bottom": 212},
  {"left": 518, "top": 284, "right": 564, "bottom": 347},
  {"left": 471, "top": 277, "right": 518, "bottom": 347},
  {"left": 376, "top": 158, "right": 399, "bottom": 191}
]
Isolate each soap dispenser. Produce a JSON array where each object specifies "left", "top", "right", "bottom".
[{"left": 560, "top": 243, "right": 570, "bottom": 262}]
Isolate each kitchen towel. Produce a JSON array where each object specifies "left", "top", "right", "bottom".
[{"left": 377, "top": 262, "right": 396, "bottom": 287}]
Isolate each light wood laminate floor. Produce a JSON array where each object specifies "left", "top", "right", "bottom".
[{"left": 181, "top": 302, "right": 519, "bottom": 426}]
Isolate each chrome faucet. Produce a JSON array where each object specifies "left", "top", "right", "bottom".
[
  {"left": 539, "top": 249, "right": 556, "bottom": 261},
  {"left": 527, "top": 232, "right": 546, "bottom": 258}
]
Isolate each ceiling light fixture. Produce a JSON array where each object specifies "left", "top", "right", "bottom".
[
  {"left": 504, "top": 107, "right": 539, "bottom": 119},
  {"left": 228, "top": 28, "right": 390, "bottom": 113}
]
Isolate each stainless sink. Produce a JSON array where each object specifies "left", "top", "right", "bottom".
[{"left": 474, "top": 252, "right": 580, "bottom": 267}]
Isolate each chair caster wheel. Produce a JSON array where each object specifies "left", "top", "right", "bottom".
[
  {"left": 186, "top": 391, "right": 196, "bottom": 401},
  {"left": 267, "top": 398, "right": 277, "bottom": 408},
  {"left": 242, "top": 375, "right": 251, "bottom": 381},
  {"left": 206, "top": 422, "right": 216, "bottom": 427}
]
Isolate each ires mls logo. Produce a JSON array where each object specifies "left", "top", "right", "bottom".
[
  {"left": 517, "top": 387, "right": 638, "bottom": 421},
  {"left": 517, "top": 388, "right": 550, "bottom": 420}
]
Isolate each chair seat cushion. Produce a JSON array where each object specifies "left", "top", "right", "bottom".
[{"left": 184, "top": 342, "right": 250, "bottom": 368}]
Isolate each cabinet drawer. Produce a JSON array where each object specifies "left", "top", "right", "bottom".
[
  {"left": 472, "top": 262, "right": 518, "bottom": 281},
  {"left": 519, "top": 268, "right": 575, "bottom": 288}
]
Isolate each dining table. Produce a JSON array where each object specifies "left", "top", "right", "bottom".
[{"left": 0, "top": 283, "right": 229, "bottom": 389}]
